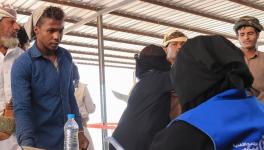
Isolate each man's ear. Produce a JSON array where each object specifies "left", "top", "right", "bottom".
[{"left": 33, "top": 26, "right": 39, "bottom": 35}]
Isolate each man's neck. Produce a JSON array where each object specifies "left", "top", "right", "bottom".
[
  {"left": 0, "top": 46, "right": 8, "bottom": 56},
  {"left": 36, "top": 42, "right": 57, "bottom": 63},
  {"left": 241, "top": 47, "right": 257, "bottom": 59},
  {"left": 44, "top": 55, "right": 57, "bottom": 63},
  {"left": 41, "top": 50, "right": 57, "bottom": 63}
]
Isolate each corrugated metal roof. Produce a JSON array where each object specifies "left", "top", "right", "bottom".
[{"left": 4, "top": 0, "right": 264, "bottom": 68}]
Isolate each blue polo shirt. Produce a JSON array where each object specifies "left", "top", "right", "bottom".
[{"left": 11, "top": 43, "right": 83, "bottom": 150}]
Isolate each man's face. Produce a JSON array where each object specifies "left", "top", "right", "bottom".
[
  {"left": 237, "top": 26, "right": 259, "bottom": 50},
  {"left": 0, "top": 17, "right": 20, "bottom": 38},
  {"left": 0, "top": 17, "right": 20, "bottom": 48},
  {"left": 34, "top": 17, "right": 64, "bottom": 53},
  {"left": 165, "top": 41, "right": 185, "bottom": 64}
]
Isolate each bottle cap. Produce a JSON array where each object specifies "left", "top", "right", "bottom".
[{"left": 67, "top": 114, "right": 75, "bottom": 119}]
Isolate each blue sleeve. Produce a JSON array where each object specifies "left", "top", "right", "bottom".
[
  {"left": 67, "top": 57, "right": 83, "bottom": 130},
  {"left": 11, "top": 55, "right": 36, "bottom": 147},
  {"left": 69, "top": 80, "right": 83, "bottom": 130}
]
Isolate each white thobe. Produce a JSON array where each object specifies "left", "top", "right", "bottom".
[
  {"left": 0, "top": 47, "right": 24, "bottom": 150},
  {"left": 75, "top": 82, "right": 96, "bottom": 150}
]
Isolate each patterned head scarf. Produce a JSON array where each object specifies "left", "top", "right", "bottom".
[
  {"left": 162, "top": 29, "right": 187, "bottom": 47},
  {"left": 0, "top": 3, "right": 16, "bottom": 20}
]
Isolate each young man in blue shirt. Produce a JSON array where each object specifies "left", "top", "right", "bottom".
[{"left": 11, "top": 6, "right": 89, "bottom": 150}]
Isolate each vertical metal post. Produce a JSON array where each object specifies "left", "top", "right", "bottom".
[{"left": 97, "top": 15, "right": 108, "bottom": 150}]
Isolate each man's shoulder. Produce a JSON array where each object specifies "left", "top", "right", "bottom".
[
  {"left": 11, "top": 50, "right": 35, "bottom": 77},
  {"left": 13, "top": 49, "right": 32, "bottom": 68},
  {"left": 12, "top": 47, "right": 24, "bottom": 55},
  {"left": 58, "top": 46, "right": 68, "bottom": 51},
  {"left": 58, "top": 46, "right": 72, "bottom": 59},
  {"left": 78, "top": 82, "right": 87, "bottom": 89},
  {"left": 58, "top": 46, "right": 71, "bottom": 55},
  {"left": 6, "top": 47, "right": 23, "bottom": 57},
  {"left": 257, "top": 50, "right": 264, "bottom": 56}
]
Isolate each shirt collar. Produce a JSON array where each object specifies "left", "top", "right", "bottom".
[
  {"left": 30, "top": 42, "right": 63, "bottom": 58},
  {"left": 248, "top": 50, "right": 258, "bottom": 60},
  {"left": 0, "top": 47, "right": 17, "bottom": 57},
  {"left": 30, "top": 43, "right": 42, "bottom": 58},
  {"left": 5, "top": 47, "right": 15, "bottom": 55}
]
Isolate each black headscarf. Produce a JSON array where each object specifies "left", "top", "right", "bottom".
[
  {"left": 171, "top": 35, "right": 253, "bottom": 112},
  {"left": 135, "top": 44, "right": 171, "bottom": 79}
]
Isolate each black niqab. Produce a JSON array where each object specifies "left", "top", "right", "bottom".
[
  {"left": 171, "top": 35, "right": 253, "bottom": 112},
  {"left": 135, "top": 44, "right": 171, "bottom": 79}
]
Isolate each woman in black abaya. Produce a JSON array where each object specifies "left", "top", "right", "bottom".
[{"left": 109, "top": 44, "right": 172, "bottom": 150}]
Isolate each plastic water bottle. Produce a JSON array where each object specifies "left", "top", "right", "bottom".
[{"left": 64, "top": 114, "right": 79, "bottom": 150}]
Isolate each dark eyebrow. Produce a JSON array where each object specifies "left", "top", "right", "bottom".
[{"left": 47, "top": 27, "right": 64, "bottom": 31}]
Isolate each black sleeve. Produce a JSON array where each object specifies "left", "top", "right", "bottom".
[{"left": 149, "top": 121, "right": 214, "bottom": 150}]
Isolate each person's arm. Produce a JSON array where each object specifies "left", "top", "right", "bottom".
[
  {"left": 83, "top": 85, "right": 96, "bottom": 114},
  {"left": 169, "top": 93, "right": 181, "bottom": 120},
  {"left": 149, "top": 121, "right": 213, "bottom": 150},
  {"left": 69, "top": 77, "right": 89, "bottom": 150},
  {"left": 69, "top": 78, "right": 83, "bottom": 130},
  {"left": 11, "top": 56, "right": 36, "bottom": 147}
]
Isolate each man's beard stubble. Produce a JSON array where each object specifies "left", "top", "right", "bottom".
[{"left": 0, "top": 37, "right": 18, "bottom": 49}]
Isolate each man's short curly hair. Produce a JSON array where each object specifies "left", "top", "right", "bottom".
[{"left": 37, "top": 6, "right": 65, "bottom": 26}]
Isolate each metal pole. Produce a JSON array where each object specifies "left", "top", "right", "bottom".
[{"left": 97, "top": 15, "right": 108, "bottom": 150}]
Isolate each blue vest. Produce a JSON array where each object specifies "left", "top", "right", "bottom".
[{"left": 169, "top": 89, "right": 264, "bottom": 150}]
